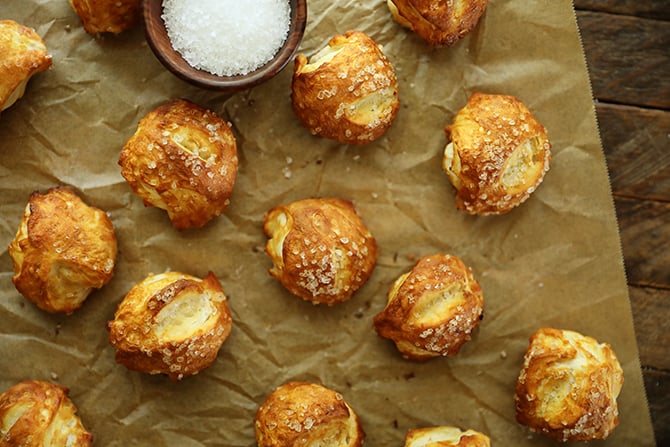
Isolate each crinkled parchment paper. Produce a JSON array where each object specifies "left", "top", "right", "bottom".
[{"left": 0, "top": 0, "right": 655, "bottom": 445}]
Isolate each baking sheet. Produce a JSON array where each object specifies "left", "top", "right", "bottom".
[{"left": 0, "top": 0, "right": 656, "bottom": 445}]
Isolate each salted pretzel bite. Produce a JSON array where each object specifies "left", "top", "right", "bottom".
[
  {"left": 0, "top": 380, "right": 92, "bottom": 446},
  {"left": 292, "top": 30, "right": 399, "bottom": 145},
  {"left": 255, "top": 382, "right": 365, "bottom": 447},
  {"left": 263, "top": 197, "right": 377, "bottom": 305},
  {"left": 387, "top": 0, "right": 489, "bottom": 46},
  {"left": 68, "top": 0, "right": 141, "bottom": 34},
  {"left": 8, "top": 187, "right": 117, "bottom": 314},
  {"left": 404, "top": 426, "right": 491, "bottom": 447},
  {"left": 119, "top": 98, "right": 238, "bottom": 230},
  {"left": 373, "top": 254, "right": 484, "bottom": 361},
  {"left": 108, "top": 271, "right": 233, "bottom": 381},
  {"left": 514, "top": 328, "right": 624, "bottom": 442},
  {"left": 443, "top": 92, "right": 551, "bottom": 215},
  {"left": 0, "top": 20, "right": 52, "bottom": 111}
]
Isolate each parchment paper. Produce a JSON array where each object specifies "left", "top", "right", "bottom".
[{"left": 0, "top": 0, "right": 656, "bottom": 446}]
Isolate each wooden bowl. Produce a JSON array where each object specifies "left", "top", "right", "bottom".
[{"left": 143, "top": 0, "right": 307, "bottom": 92}]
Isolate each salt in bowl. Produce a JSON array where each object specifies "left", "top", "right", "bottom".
[{"left": 143, "top": 0, "right": 307, "bottom": 92}]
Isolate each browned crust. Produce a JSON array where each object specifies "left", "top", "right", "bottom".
[
  {"left": 263, "top": 197, "right": 377, "bottom": 305},
  {"left": 255, "top": 382, "right": 365, "bottom": 447},
  {"left": 514, "top": 328, "right": 624, "bottom": 442},
  {"left": 291, "top": 30, "right": 399, "bottom": 145},
  {"left": 108, "top": 271, "right": 233, "bottom": 381},
  {"left": 0, "top": 380, "right": 92, "bottom": 446},
  {"left": 0, "top": 20, "right": 52, "bottom": 111},
  {"left": 68, "top": 0, "right": 141, "bottom": 34},
  {"left": 119, "top": 98, "right": 238, "bottom": 230},
  {"left": 388, "top": 0, "right": 489, "bottom": 46},
  {"left": 405, "top": 426, "right": 491, "bottom": 446},
  {"left": 8, "top": 187, "right": 117, "bottom": 314},
  {"left": 373, "top": 254, "right": 483, "bottom": 361},
  {"left": 443, "top": 92, "right": 551, "bottom": 215}
]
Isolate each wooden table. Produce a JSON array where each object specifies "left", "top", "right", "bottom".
[{"left": 574, "top": 1, "right": 669, "bottom": 444}]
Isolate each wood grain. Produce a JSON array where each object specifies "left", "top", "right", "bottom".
[
  {"left": 576, "top": 11, "right": 670, "bottom": 109},
  {"left": 596, "top": 103, "right": 670, "bottom": 201},
  {"left": 643, "top": 368, "right": 670, "bottom": 446},
  {"left": 629, "top": 286, "right": 670, "bottom": 369},
  {"left": 629, "top": 284, "right": 670, "bottom": 447},
  {"left": 574, "top": 0, "right": 670, "bottom": 20},
  {"left": 615, "top": 198, "right": 670, "bottom": 289}
]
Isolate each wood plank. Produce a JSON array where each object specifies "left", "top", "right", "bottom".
[
  {"left": 596, "top": 103, "right": 670, "bottom": 200},
  {"left": 614, "top": 197, "right": 670, "bottom": 288},
  {"left": 632, "top": 285, "right": 670, "bottom": 443},
  {"left": 643, "top": 368, "right": 670, "bottom": 446},
  {"left": 630, "top": 286, "right": 670, "bottom": 370},
  {"left": 576, "top": 11, "right": 670, "bottom": 109},
  {"left": 574, "top": 0, "right": 670, "bottom": 21}
]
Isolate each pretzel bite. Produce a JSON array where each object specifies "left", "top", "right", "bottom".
[
  {"left": 514, "top": 328, "right": 624, "bottom": 442},
  {"left": 291, "top": 30, "right": 399, "bottom": 145},
  {"left": 443, "top": 92, "right": 551, "bottom": 215},
  {"left": 108, "top": 271, "right": 233, "bottom": 381},
  {"left": 68, "top": 0, "right": 141, "bottom": 34},
  {"left": 255, "top": 382, "right": 365, "bottom": 447},
  {"left": 0, "top": 20, "right": 52, "bottom": 112},
  {"left": 373, "top": 254, "right": 483, "bottom": 361},
  {"left": 119, "top": 98, "right": 238, "bottom": 230},
  {"left": 0, "top": 380, "right": 92, "bottom": 446},
  {"left": 8, "top": 187, "right": 117, "bottom": 314},
  {"left": 387, "top": 0, "right": 489, "bottom": 46},
  {"left": 404, "top": 426, "right": 491, "bottom": 447},
  {"left": 263, "top": 198, "right": 377, "bottom": 305}
]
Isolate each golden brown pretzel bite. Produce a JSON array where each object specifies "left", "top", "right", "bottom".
[
  {"left": 0, "top": 380, "right": 92, "bottom": 446},
  {"left": 263, "top": 197, "right": 377, "bottom": 305},
  {"left": 8, "top": 187, "right": 117, "bottom": 314},
  {"left": 404, "top": 426, "right": 491, "bottom": 447},
  {"left": 68, "top": 0, "right": 141, "bottom": 34},
  {"left": 292, "top": 30, "right": 399, "bottom": 145},
  {"left": 514, "top": 328, "right": 624, "bottom": 442},
  {"left": 108, "top": 271, "right": 233, "bottom": 381},
  {"left": 374, "top": 254, "right": 484, "bottom": 360},
  {"left": 0, "top": 20, "right": 52, "bottom": 111},
  {"left": 255, "top": 382, "right": 365, "bottom": 447},
  {"left": 119, "top": 98, "right": 238, "bottom": 230},
  {"left": 387, "top": 0, "right": 489, "bottom": 46},
  {"left": 443, "top": 92, "right": 551, "bottom": 215}
]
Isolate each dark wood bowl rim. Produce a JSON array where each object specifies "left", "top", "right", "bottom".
[{"left": 143, "top": 0, "right": 307, "bottom": 92}]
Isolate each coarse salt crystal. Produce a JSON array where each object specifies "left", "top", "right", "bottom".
[{"left": 162, "top": 0, "right": 291, "bottom": 76}]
